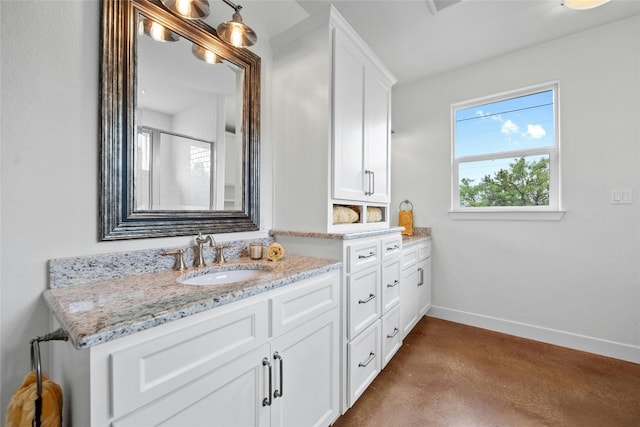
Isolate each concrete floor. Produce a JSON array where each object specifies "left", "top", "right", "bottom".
[{"left": 333, "top": 317, "right": 640, "bottom": 427}]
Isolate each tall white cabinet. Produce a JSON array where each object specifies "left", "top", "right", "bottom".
[{"left": 272, "top": 6, "right": 397, "bottom": 233}]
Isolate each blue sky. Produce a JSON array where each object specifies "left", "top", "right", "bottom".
[
  {"left": 455, "top": 90, "right": 554, "bottom": 158},
  {"left": 455, "top": 89, "right": 554, "bottom": 183}
]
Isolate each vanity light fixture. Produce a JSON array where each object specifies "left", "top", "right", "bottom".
[
  {"left": 216, "top": 0, "right": 257, "bottom": 47},
  {"left": 192, "top": 44, "right": 223, "bottom": 64},
  {"left": 138, "top": 16, "right": 180, "bottom": 42},
  {"left": 159, "top": 0, "right": 257, "bottom": 47},
  {"left": 562, "top": 0, "right": 611, "bottom": 10},
  {"left": 161, "top": 0, "right": 210, "bottom": 20}
]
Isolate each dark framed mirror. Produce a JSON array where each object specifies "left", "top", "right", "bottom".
[{"left": 100, "top": 0, "right": 260, "bottom": 240}]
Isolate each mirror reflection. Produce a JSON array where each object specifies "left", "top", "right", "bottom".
[{"left": 136, "top": 13, "right": 244, "bottom": 211}]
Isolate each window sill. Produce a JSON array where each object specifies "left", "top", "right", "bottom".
[{"left": 448, "top": 211, "right": 565, "bottom": 221}]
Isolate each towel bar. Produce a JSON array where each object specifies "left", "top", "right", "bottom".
[{"left": 30, "top": 328, "right": 68, "bottom": 427}]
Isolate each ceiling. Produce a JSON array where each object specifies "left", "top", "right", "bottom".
[{"left": 225, "top": 0, "right": 640, "bottom": 85}]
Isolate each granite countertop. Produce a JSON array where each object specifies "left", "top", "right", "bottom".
[
  {"left": 44, "top": 255, "right": 341, "bottom": 350},
  {"left": 270, "top": 226, "right": 405, "bottom": 240},
  {"left": 402, "top": 227, "right": 432, "bottom": 247}
]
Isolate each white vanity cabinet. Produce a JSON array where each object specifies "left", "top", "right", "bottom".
[
  {"left": 272, "top": 6, "right": 397, "bottom": 233},
  {"left": 52, "top": 271, "right": 341, "bottom": 427},
  {"left": 345, "top": 234, "right": 401, "bottom": 406},
  {"left": 400, "top": 240, "right": 432, "bottom": 339},
  {"left": 275, "top": 231, "right": 402, "bottom": 411}
]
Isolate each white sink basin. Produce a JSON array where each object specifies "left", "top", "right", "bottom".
[{"left": 179, "top": 268, "right": 267, "bottom": 286}]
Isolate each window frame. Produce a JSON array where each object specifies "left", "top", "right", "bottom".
[{"left": 450, "top": 81, "right": 562, "bottom": 219}]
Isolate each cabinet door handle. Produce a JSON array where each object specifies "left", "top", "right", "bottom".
[
  {"left": 358, "top": 251, "right": 376, "bottom": 260},
  {"left": 358, "top": 351, "right": 376, "bottom": 367},
  {"left": 370, "top": 170, "right": 375, "bottom": 195},
  {"left": 273, "top": 352, "right": 283, "bottom": 399},
  {"left": 386, "top": 244, "right": 399, "bottom": 251},
  {"left": 364, "top": 170, "right": 375, "bottom": 196},
  {"left": 387, "top": 280, "right": 399, "bottom": 288},
  {"left": 387, "top": 327, "right": 399, "bottom": 339},
  {"left": 358, "top": 293, "right": 375, "bottom": 304},
  {"left": 418, "top": 267, "right": 424, "bottom": 287},
  {"left": 262, "top": 357, "right": 272, "bottom": 407}
]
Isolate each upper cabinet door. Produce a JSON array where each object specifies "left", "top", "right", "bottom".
[
  {"left": 364, "top": 66, "right": 391, "bottom": 203},
  {"left": 333, "top": 28, "right": 366, "bottom": 201},
  {"left": 332, "top": 28, "right": 392, "bottom": 203}
]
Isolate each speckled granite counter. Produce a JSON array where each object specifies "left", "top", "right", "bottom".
[
  {"left": 44, "top": 255, "right": 341, "bottom": 349},
  {"left": 270, "top": 226, "right": 405, "bottom": 240},
  {"left": 402, "top": 227, "right": 432, "bottom": 247}
]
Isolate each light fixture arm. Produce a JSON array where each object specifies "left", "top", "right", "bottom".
[{"left": 221, "top": 0, "right": 242, "bottom": 13}]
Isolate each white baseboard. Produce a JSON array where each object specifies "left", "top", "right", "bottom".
[{"left": 428, "top": 306, "right": 640, "bottom": 364}]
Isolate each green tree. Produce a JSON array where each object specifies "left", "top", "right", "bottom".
[{"left": 460, "top": 157, "right": 549, "bottom": 207}]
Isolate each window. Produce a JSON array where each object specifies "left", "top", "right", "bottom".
[{"left": 451, "top": 82, "right": 561, "bottom": 218}]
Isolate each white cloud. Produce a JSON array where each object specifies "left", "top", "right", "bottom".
[
  {"left": 527, "top": 124, "right": 546, "bottom": 139},
  {"left": 501, "top": 119, "right": 519, "bottom": 135}
]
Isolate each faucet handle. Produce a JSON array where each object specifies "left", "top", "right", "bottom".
[
  {"left": 162, "top": 249, "right": 186, "bottom": 271},
  {"left": 214, "top": 244, "right": 229, "bottom": 265}
]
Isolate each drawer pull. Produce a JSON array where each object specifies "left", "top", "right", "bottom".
[
  {"left": 358, "top": 293, "right": 375, "bottom": 304},
  {"left": 358, "top": 252, "right": 376, "bottom": 260},
  {"left": 387, "top": 280, "right": 399, "bottom": 288},
  {"left": 418, "top": 267, "right": 424, "bottom": 287},
  {"left": 262, "top": 357, "right": 272, "bottom": 407},
  {"left": 386, "top": 245, "right": 400, "bottom": 251},
  {"left": 273, "top": 352, "right": 283, "bottom": 399},
  {"left": 387, "top": 327, "right": 399, "bottom": 339},
  {"left": 358, "top": 351, "right": 376, "bottom": 368}
]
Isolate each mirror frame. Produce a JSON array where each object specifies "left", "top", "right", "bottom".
[{"left": 100, "top": 0, "right": 260, "bottom": 240}]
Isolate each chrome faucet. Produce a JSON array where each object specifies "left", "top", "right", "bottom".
[
  {"left": 194, "top": 233, "right": 213, "bottom": 267},
  {"left": 194, "top": 233, "right": 228, "bottom": 266}
]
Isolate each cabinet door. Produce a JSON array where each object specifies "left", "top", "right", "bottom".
[
  {"left": 381, "top": 259, "right": 400, "bottom": 314},
  {"left": 333, "top": 28, "right": 366, "bottom": 202},
  {"left": 348, "top": 265, "right": 382, "bottom": 339},
  {"left": 363, "top": 65, "right": 391, "bottom": 203},
  {"left": 417, "top": 258, "right": 432, "bottom": 317},
  {"left": 347, "top": 319, "right": 381, "bottom": 407},
  {"left": 270, "top": 308, "right": 340, "bottom": 427},
  {"left": 113, "top": 343, "right": 270, "bottom": 427},
  {"left": 381, "top": 304, "right": 401, "bottom": 368},
  {"left": 400, "top": 266, "right": 419, "bottom": 339}
]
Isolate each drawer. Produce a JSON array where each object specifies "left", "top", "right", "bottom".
[
  {"left": 381, "top": 259, "right": 400, "bottom": 314},
  {"left": 347, "top": 319, "right": 381, "bottom": 407},
  {"left": 418, "top": 240, "right": 431, "bottom": 260},
  {"left": 401, "top": 246, "right": 419, "bottom": 270},
  {"left": 381, "top": 305, "right": 402, "bottom": 368},
  {"left": 347, "top": 238, "right": 380, "bottom": 274},
  {"left": 347, "top": 265, "right": 381, "bottom": 340},
  {"left": 381, "top": 234, "right": 402, "bottom": 261},
  {"left": 270, "top": 270, "right": 340, "bottom": 337},
  {"left": 110, "top": 300, "right": 269, "bottom": 418}
]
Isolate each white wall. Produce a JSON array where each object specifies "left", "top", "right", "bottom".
[
  {"left": 391, "top": 16, "right": 640, "bottom": 362},
  {"left": 0, "top": 0, "right": 274, "bottom": 413}
]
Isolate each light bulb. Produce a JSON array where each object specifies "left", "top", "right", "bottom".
[
  {"left": 230, "top": 26, "right": 243, "bottom": 47},
  {"left": 175, "top": 0, "right": 191, "bottom": 16},
  {"left": 150, "top": 22, "right": 165, "bottom": 41},
  {"left": 204, "top": 50, "right": 216, "bottom": 64}
]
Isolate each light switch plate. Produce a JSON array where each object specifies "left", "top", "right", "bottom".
[{"left": 611, "top": 189, "right": 632, "bottom": 204}]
